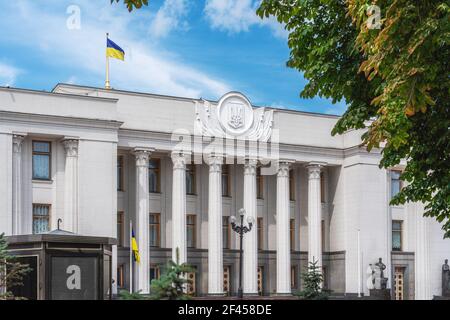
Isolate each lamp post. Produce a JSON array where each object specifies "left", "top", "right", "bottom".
[{"left": 230, "top": 208, "right": 254, "bottom": 299}]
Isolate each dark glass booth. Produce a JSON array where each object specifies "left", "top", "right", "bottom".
[{"left": 6, "top": 230, "right": 116, "bottom": 300}]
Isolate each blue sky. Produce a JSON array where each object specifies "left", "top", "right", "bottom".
[{"left": 0, "top": 0, "right": 347, "bottom": 115}]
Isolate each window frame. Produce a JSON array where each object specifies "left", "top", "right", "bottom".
[
  {"left": 256, "top": 167, "right": 264, "bottom": 199},
  {"left": 290, "top": 219, "right": 295, "bottom": 251},
  {"left": 148, "top": 158, "right": 161, "bottom": 193},
  {"left": 257, "top": 217, "right": 263, "bottom": 250},
  {"left": 32, "top": 204, "right": 51, "bottom": 234},
  {"left": 186, "top": 214, "right": 197, "bottom": 248},
  {"left": 391, "top": 170, "right": 403, "bottom": 200},
  {"left": 149, "top": 213, "right": 161, "bottom": 248},
  {"left": 186, "top": 164, "right": 197, "bottom": 195},
  {"left": 117, "top": 211, "right": 124, "bottom": 247},
  {"left": 289, "top": 169, "right": 295, "bottom": 201},
  {"left": 222, "top": 165, "right": 231, "bottom": 197},
  {"left": 32, "top": 140, "right": 52, "bottom": 181},
  {"left": 117, "top": 155, "right": 124, "bottom": 192},
  {"left": 150, "top": 264, "right": 161, "bottom": 282},
  {"left": 222, "top": 216, "right": 231, "bottom": 249},
  {"left": 392, "top": 220, "right": 403, "bottom": 252},
  {"left": 117, "top": 264, "right": 125, "bottom": 288}
]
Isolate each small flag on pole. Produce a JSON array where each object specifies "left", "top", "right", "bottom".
[
  {"left": 105, "top": 33, "right": 124, "bottom": 89},
  {"left": 106, "top": 38, "right": 125, "bottom": 61},
  {"left": 131, "top": 229, "right": 140, "bottom": 263}
]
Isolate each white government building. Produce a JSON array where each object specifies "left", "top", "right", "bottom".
[{"left": 0, "top": 83, "right": 448, "bottom": 300}]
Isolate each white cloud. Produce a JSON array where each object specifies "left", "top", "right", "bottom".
[
  {"left": 204, "top": 0, "right": 287, "bottom": 39},
  {"left": 0, "top": 62, "right": 22, "bottom": 86},
  {"left": 0, "top": 0, "right": 229, "bottom": 98},
  {"left": 149, "top": 0, "right": 190, "bottom": 39}
]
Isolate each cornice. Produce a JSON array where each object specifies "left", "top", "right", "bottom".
[{"left": 0, "top": 111, "right": 123, "bottom": 130}]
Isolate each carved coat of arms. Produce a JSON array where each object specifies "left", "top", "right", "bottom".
[{"left": 228, "top": 102, "right": 245, "bottom": 129}]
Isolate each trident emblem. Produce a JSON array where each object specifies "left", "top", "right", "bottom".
[{"left": 228, "top": 102, "right": 245, "bottom": 129}]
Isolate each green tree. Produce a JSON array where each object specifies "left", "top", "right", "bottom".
[
  {"left": 294, "top": 260, "right": 329, "bottom": 300},
  {"left": 0, "top": 233, "right": 31, "bottom": 300},
  {"left": 150, "top": 248, "right": 194, "bottom": 300},
  {"left": 257, "top": 1, "right": 450, "bottom": 237},
  {"left": 111, "top": 0, "right": 149, "bottom": 12}
]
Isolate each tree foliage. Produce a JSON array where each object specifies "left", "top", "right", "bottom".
[
  {"left": 0, "top": 233, "right": 31, "bottom": 300},
  {"left": 149, "top": 248, "right": 194, "bottom": 300},
  {"left": 258, "top": 0, "right": 450, "bottom": 236},
  {"left": 294, "top": 260, "right": 329, "bottom": 300},
  {"left": 111, "top": 0, "right": 149, "bottom": 12}
]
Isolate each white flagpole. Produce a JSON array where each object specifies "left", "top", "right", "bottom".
[
  {"left": 129, "top": 220, "right": 133, "bottom": 293},
  {"left": 357, "top": 228, "right": 362, "bottom": 297},
  {"left": 105, "top": 33, "right": 111, "bottom": 89}
]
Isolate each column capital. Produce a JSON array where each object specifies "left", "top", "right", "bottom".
[
  {"left": 171, "top": 151, "right": 190, "bottom": 170},
  {"left": 12, "top": 135, "right": 25, "bottom": 153},
  {"left": 133, "top": 147, "right": 154, "bottom": 167},
  {"left": 207, "top": 154, "right": 223, "bottom": 173},
  {"left": 244, "top": 158, "right": 258, "bottom": 176},
  {"left": 306, "top": 162, "right": 326, "bottom": 179},
  {"left": 277, "top": 160, "right": 295, "bottom": 178},
  {"left": 62, "top": 138, "right": 79, "bottom": 157}
]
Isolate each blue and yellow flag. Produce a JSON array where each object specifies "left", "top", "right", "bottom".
[
  {"left": 106, "top": 38, "right": 125, "bottom": 61},
  {"left": 131, "top": 230, "right": 140, "bottom": 263}
]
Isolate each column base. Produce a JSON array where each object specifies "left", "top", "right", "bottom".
[
  {"left": 272, "top": 292, "right": 292, "bottom": 297},
  {"left": 243, "top": 292, "right": 259, "bottom": 297},
  {"left": 208, "top": 293, "right": 226, "bottom": 297}
]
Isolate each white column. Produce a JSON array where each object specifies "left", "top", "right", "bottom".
[
  {"left": 207, "top": 155, "right": 224, "bottom": 295},
  {"left": 62, "top": 139, "right": 79, "bottom": 233},
  {"left": 414, "top": 202, "right": 431, "bottom": 300},
  {"left": 12, "top": 135, "right": 25, "bottom": 235},
  {"left": 171, "top": 151, "right": 188, "bottom": 263},
  {"left": 307, "top": 162, "right": 325, "bottom": 268},
  {"left": 133, "top": 148, "right": 153, "bottom": 294},
  {"left": 276, "top": 161, "right": 291, "bottom": 294},
  {"left": 243, "top": 158, "right": 258, "bottom": 295}
]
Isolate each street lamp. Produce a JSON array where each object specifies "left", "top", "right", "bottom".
[{"left": 230, "top": 208, "right": 254, "bottom": 299}]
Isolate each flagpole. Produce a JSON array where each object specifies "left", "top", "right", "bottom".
[
  {"left": 129, "top": 220, "right": 133, "bottom": 293},
  {"left": 105, "top": 33, "right": 111, "bottom": 89}
]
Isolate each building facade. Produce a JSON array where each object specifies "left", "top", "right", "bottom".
[{"left": 0, "top": 84, "right": 448, "bottom": 299}]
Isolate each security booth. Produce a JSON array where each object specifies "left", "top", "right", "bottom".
[{"left": 6, "top": 229, "right": 116, "bottom": 300}]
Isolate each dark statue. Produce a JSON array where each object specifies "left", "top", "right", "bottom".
[
  {"left": 443, "top": 259, "right": 450, "bottom": 297},
  {"left": 375, "top": 258, "right": 388, "bottom": 289}
]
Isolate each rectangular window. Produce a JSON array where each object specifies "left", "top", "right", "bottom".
[
  {"left": 222, "top": 165, "right": 230, "bottom": 197},
  {"left": 391, "top": 170, "right": 403, "bottom": 199},
  {"left": 289, "top": 169, "right": 295, "bottom": 201},
  {"left": 148, "top": 159, "right": 161, "bottom": 193},
  {"left": 32, "top": 204, "right": 50, "bottom": 234},
  {"left": 150, "top": 265, "right": 160, "bottom": 282},
  {"left": 150, "top": 213, "right": 161, "bottom": 247},
  {"left": 257, "top": 167, "right": 264, "bottom": 199},
  {"left": 320, "top": 172, "right": 325, "bottom": 203},
  {"left": 117, "top": 212, "right": 124, "bottom": 247},
  {"left": 291, "top": 266, "right": 298, "bottom": 289},
  {"left": 290, "top": 219, "right": 295, "bottom": 251},
  {"left": 32, "top": 141, "right": 51, "bottom": 180},
  {"left": 392, "top": 220, "right": 403, "bottom": 251},
  {"left": 187, "top": 215, "right": 196, "bottom": 248},
  {"left": 223, "top": 216, "right": 230, "bottom": 249},
  {"left": 257, "top": 218, "right": 263, "bottom": 250},
  {"left": 186, "top": 165, "right": 196, "bottom": 195},
  {"left": 321, "top": 220, "right": 326, "bottom": 252},
  {"left": 117, "top": 156, "right": 124, "bottom": 191},
  {"left": 117, "top": 265, "right": 125, "bottom": 288}
]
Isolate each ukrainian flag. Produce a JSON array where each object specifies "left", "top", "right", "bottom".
[
  {"left": 131, "top": 230, "right": 140, "bottom": 263},
  {"left": 106, "top": 38, "right": 125, "bottom": 61}
]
